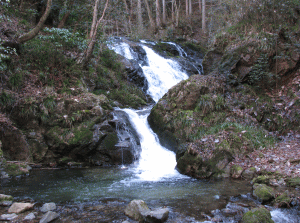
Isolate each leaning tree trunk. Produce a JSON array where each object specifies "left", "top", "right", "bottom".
[
  {"left": 57, "top": 0, "right": 75, "bottom": 28},
  {"left": 18, "top": 0, "right": 52, "bottom": 43}
]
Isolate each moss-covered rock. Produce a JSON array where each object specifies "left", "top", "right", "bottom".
[
  {"left": 242, "top": 207, "right": 274, "bottom": 223},
  {"left": 230, "top": 164, "right": 243, "bottom": 178},
  {"left": 253, "top": 184, "right": 274, "bottom": 203},
  {"left": 274, "top": 190, "right": 291, "bottom": 207},
  {"left": 242, "top": 167, "right": 256, "bottom": 180},
  {"left": 286, "top": 177, "right": 300, "bottom": 187},
  {"left": 4, "top": 162, "right": 31, "bottom": 177},
  {"left": 0, "top": 194, "right": 13, "bottom": 202},
  {"left": 251, "top": 175, "right": 272, "bottom": 185}
]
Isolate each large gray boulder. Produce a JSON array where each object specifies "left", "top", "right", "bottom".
[{"left": 125, "top": 200, "right": 150, "bottom": 222}]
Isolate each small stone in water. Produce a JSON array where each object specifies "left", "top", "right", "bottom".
[
  {"left": 24, "top": 213, "right": 35, "bottom": 220},
  {"left": 1, "top": 213, "right": 18, "bottom": 220},
  {"left": 40, "top": 203, "right": 56, "bottom": 212}
]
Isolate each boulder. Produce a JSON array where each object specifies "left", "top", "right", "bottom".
[
  {"left": 230, "top": 165, "right": 243, "bottom": 178},
  {"left": 125, "top": 200, "right": 169, "bottom": 223},
  {"left": 124, "top": 200, "right": 150, "bottom": 222},
  {"left": 242, "top": 207, "right": 274, "bottom": 223},
  {"left": 40, "top": 211, "right": 59, "bottom": 223},
  {"left": 8, "top": 202, "right": 34, "bottom": 213},
  {"left": 40, "top": 203, "right": 56, "bottom": 213},
  {"left": 0, "top": 213, "right": 18, "bottom": 221},
  {"left": 274, "top": 190, "right": 291, "bottom": 207},
  {"left": 144, "top": 208, "right": 170, "bottom": 223},
  {"left": 120, "top": 57, "right": 148, "bottom": 92},
  {"left": 253, "top": 184, "right": 274, "bottom": 203},
  {"left": 0, "top": 194, "right": 13, "bottom": 206},
  {"left": 242, "top": 167, "right": 256, "bottom": 180},
  {"left": 24, "top": 212, "right": 36, "bottom": 220}
]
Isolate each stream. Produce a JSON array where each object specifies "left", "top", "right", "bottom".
[{"left": 1, "top": 39, "right": 299, "bottom": 222}]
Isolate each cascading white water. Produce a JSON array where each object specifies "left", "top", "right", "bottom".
[{"left": 110, "top": 40, "right": 189, "bottom": 181}]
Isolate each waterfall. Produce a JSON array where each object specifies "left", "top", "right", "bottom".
[{"left": 110, "top": 39, "right": 189, "bottom": 181}]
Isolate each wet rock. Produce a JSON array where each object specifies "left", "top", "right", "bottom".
[
  {"left": 242, "top": 167, "right": 256, "bottom": 180},
  {"left": 253, "top": 184, "right": 274, "bottom": 203},
  {"left": 242, "top": 207, "right": 274, "bottom": 223},
  {"left": 144, "top": 208, "right": 170, "bottom": 223},
  {"left": 40, "top": 203, "right": 56, "bottom": 213},
  {"left": 0, "top": 194, "right": 13, "bottom": 202},
  {"left": 124, "top": 200, "right": 169, "bottom": 223},
  {"left": 286, "top": 177, "right": 300, "bottom": 187},
  {"left": 251, "top": 175, "right": 271, "bottom": 185},
  {"left": 274, "top": 190, "right": 291, "bottom": 207},
  {"left": 120, "top": 57, "right": 148, "bottom": 92},
  {"left": 231, "top": 164, "right": 243, "bottom": 179},
  {"left": 8, "top": 202, "right": 34, "bottom": 213},
  {"left": 40, "top": 211, "right": 59, "bottom": 223},
  {"left": 124, "top": 200, "right": 150, "bottom": 222},
  {"left": 24, "top": 212, "right": 36, "bottom": 220},
  {"left": 0, "top": 213, "right": 18, "bottom": 221}
]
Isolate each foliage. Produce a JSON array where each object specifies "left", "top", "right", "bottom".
[
  {"left": 0, "top": 91, "right": 15, "bottom": 107},
  {"left": 248, "top": 54, "right": 277, "bottom": 88},
  {"left": 41, "top": 27, "right": 87, "bottom": 51},
  {"left": 99, "top": 48, "right": 121, "bottom": 71},
  {"left": 0, "top": 43, "right": 17, "bottom": 72}
]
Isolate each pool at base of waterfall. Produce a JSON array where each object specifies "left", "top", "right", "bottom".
[{"left": 0, "top": 167, "right": 251, "bottom": 220}]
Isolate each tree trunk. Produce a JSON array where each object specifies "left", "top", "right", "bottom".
[
  {"left": 82, "top": 0, "right": 109, "bottom": 68},
  {"left": 137, "top": 0, "right": 143, "bottom": 29},
  {"left": 90, "top": 0, "right": 100, "bottom": 39},
  {"left": 202, "top": 0, "right": 205, "bottom": 32},
  {"left": 189, "top": 0, "right": 192, "bottom": 15},
  {"left": 57, "top": 0, "right": 75, "bottom": 28},
  {"left": 156, "top": 0, "right": 161, "bottom": 28},
  {"left": 162, "top": 0, "right": 166, "bottom": 24},
  {"left": 18, "top": 0, "right": 52, "bottom": 43},
  {"left": 186, "top": 0, "right": 188, "bottom": 17},
  {"left": 171, "top": 0, "right": 174, "bottom": 22},
  {"left": 144, "top": 0, "right": 155, "bottom": 28}
]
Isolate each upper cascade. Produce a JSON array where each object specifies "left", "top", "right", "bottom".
[{"left": 108, "top": 38, "right": 189, "bottom": 102}]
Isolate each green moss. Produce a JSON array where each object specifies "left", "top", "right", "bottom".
[
  {"left": 0, "top": 194, "right": 13, "bottom": 202},
  {"left": 100, "top": 133, "right": 119, "bottom": 150},
  {"left": 59, "top": 157, "right": 73, "bottom": 165},
  {"left": 69, "top": 125, "right": 93, "bottom": 145},
  {"left": 5, "top": 163, "right": 28, "bottom": 176},
  {"left": 253, "top": 184, "right": 274, "bottom": 202},
  {"left": 242, "top": 207, "right": 274, "bottom": 223},
  {"left": 286, "top": 177, "right": 300, "bottom": 187},
  {"left": 275, "top": 191, "right": 291, "bottom": 204},
  {"left": 252, "top": 175, "right": 271, "bottom": 185}
]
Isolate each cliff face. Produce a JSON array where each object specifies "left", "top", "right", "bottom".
[{"left": 148, "top": 29, "right": 300, "bottom": 179}]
